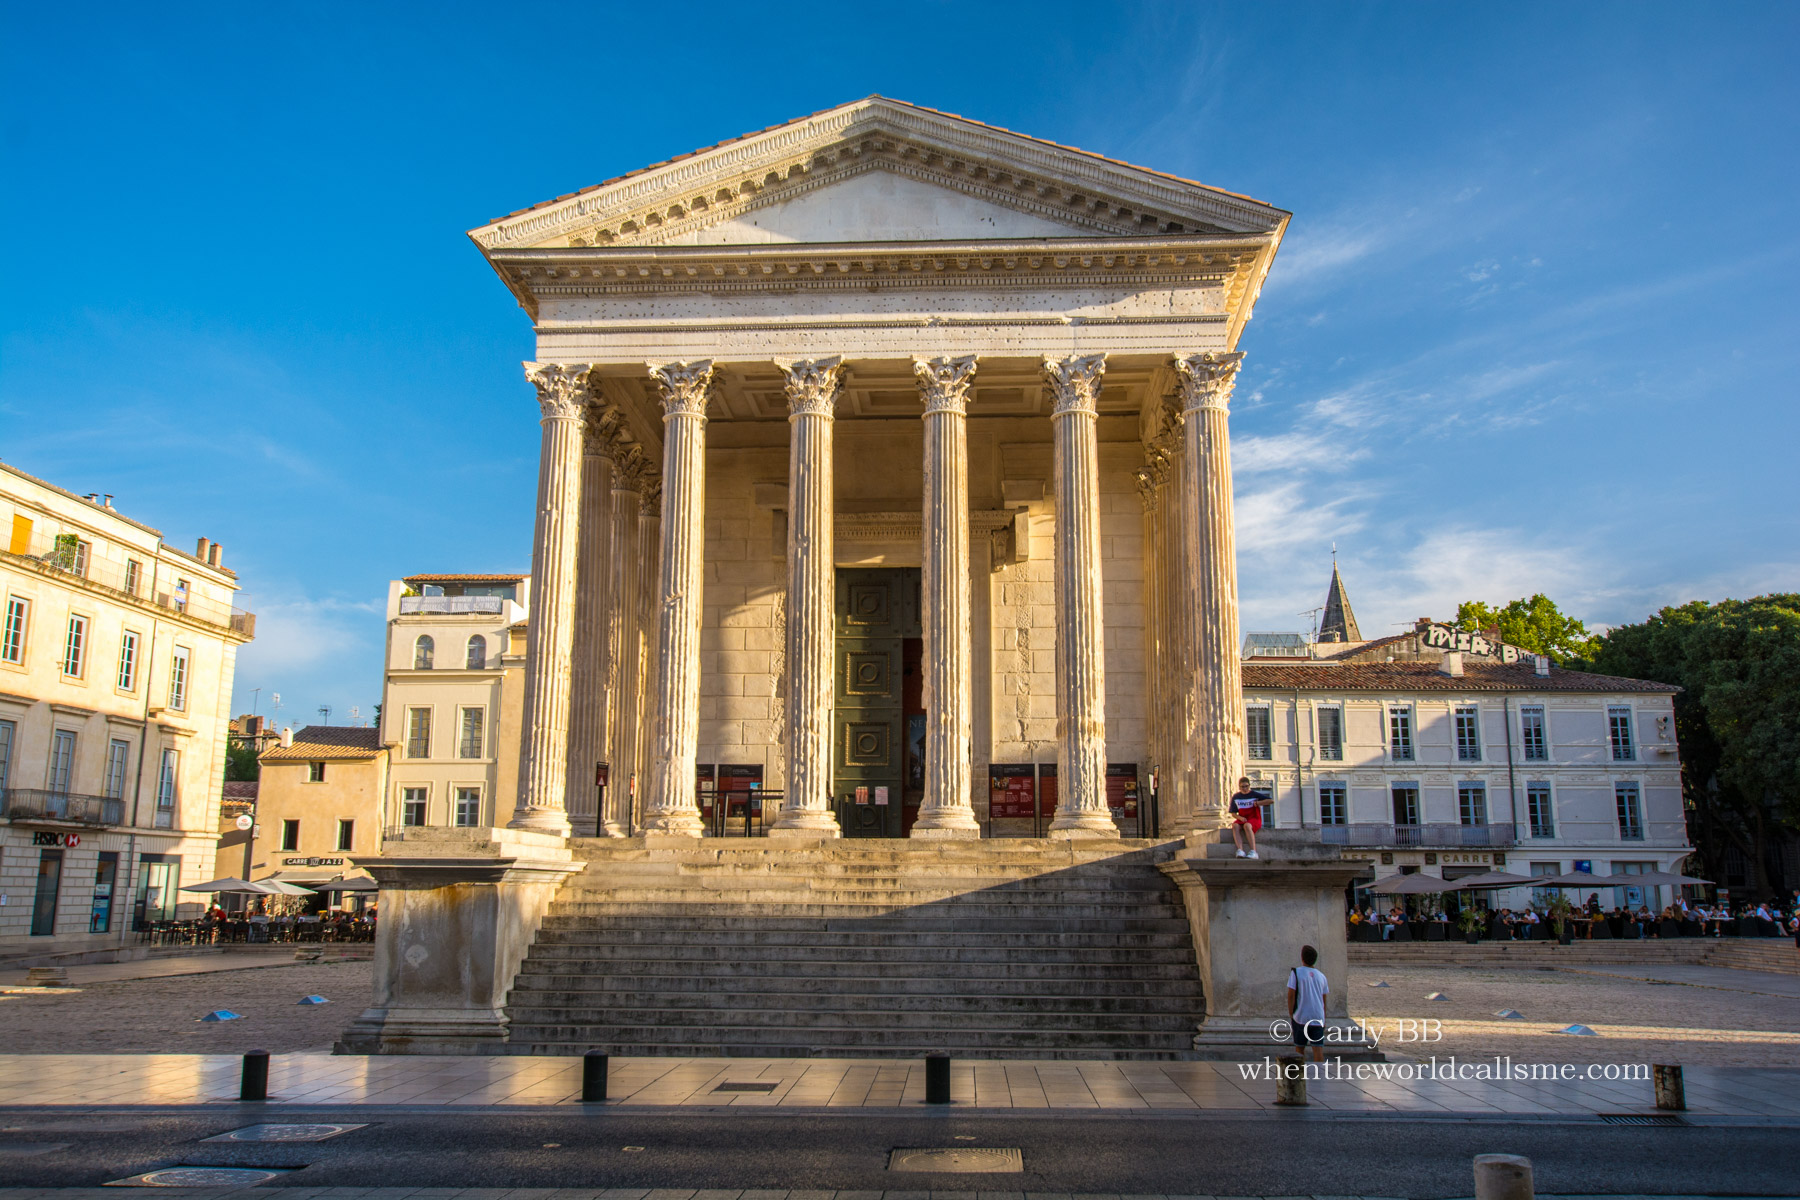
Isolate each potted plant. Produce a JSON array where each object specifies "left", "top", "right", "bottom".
[
  {"left": 1457, "top": 905, "right": 1485, "bottom": 944},
  {"left": 1547, "top": 893, "right": 1576, "bottom": 945}
]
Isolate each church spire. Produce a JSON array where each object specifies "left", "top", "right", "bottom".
[{"left": 1318, "top": 560, "right": 1361, "bottom": 643}]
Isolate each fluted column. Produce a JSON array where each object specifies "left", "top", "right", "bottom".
[
  {"left": 1169, "top": 439, "right": 1201, "bottom": 832},
  {"left": 912, "top": 355, "right": 980, "bottom": 838},
  {"left": 510, "top": 361, "right": 589, "bottom": 836},
  {"left": 640, "top": 362, "right": 711, "bottom": 836},
  {"left": 636, "top": 497, "right": 661, "bottom": 810},
  {"left": 1043, "top": 354, "right": 1117, "bottom": 838},
  {"left": 601, "top": 453, "right": 644, "bottom": 836},
  {"left": 772, "top": 356, "right": 844, "bottom": 837},
  {"left": 1176, "top": 352, "right": 1247, "bottom": 832},
  {"left": 565, "top": 406, "right": 616, "bottom": 837},
  {"left": 1134, "top": 459, "right": 1166, "bottom": 832}
]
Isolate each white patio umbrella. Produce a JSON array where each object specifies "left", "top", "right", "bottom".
[
  {"left": 256, "top": 880, "right": 318, "bottom": 896},
  {"left": 1445, "top": 871, "right": 1552, "bottom": 889},
  {"left": 1615, "top": 870, "right": 1712, "bottom": 888},
  {"left": 1540, "top": 869, "right": 1628, "bottom": 888},
  {"left": 314, "top": 874, "right": 379, "bottom": 892},
  {"left": 1367, "top": 873, "right": 1468, "bottom": 894},
  {"left": 180, "top": 877, "right": 267, "bottom": 894}
]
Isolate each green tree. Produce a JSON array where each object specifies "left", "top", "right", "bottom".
[
  {"left": 1453, "top": 594, "right": 1600, "bottom": 664},
  {"left": 1590, "top": 595, "right": 1800, "bottom": 899},
  {"left": 224, "top": 738, "right": 261, "bottom": 782}
]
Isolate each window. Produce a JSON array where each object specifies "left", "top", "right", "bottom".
[
  {"left": 117, "top": 629, "right": 139, "bottom": 691},
  {"left": 1317, "top": 707, "right": 1344, "bottom": 761},
  {"left": 0, "top": 718, "right": 15, "bottom": 790},
  {"left": 167, "top": 646, "right": 189, "bottom": 710},
  {"left": 1318, "top": 781, "right": 1347, "bottom": 826},
  {"left": 1454, "top": 705, "right": 1482, "bottom": 761},
  {"left": 105, "top": 738, "right": 130, "bottom": 799},
  {"left": 466, "top": 634, "right": 487, "bottom": 669},
  {"left": 63, "top": 614, "right": 87, "bottom": 677},
  {"left": 1391, "top": 784, "right": 1420, "bottom": 827},
  {"left": 1458, "top": 782, "right": 1488, "bottom": 826},
  {"left": 48, "top": 729, "right": 76, "bottom": 794},
  {"left": 1387, "top": 707, "right": 1414, "bottom": 761},
  {"left": 173, "top": 578, "right": 189, "bottom": 613},
  {"left": 455, "top": 786, "right": 481, "bottom": 827},
  {"left": 2, "top": 597, "right": 27, "bottom": 663},
  {"left": 1245, "top": 706, "right": 1272, "bottom": 760},
  {"left": 281, "top": 819, "right": 300, "bottom": 851},
  {"left": 1615, "top": 782, "right": 1644, "bottom": 840},
  {"left": 155, "top": 749, "right": 178, "bottom": 827},
  {"left": 406, "top": 707, "right": 431, "bottom": 759},
  {"left": 413, "top": 635, "right": 434, "bottom": 670},
  {"left": 1529, "top": 861, "right": 1562, "bottom": 908},
  {"left": 337, "top": 819, "right": 355, "bottom": 851},
  {"left": 401, "top": 787, "right": 428, "bottom": 827},
  {"left": 71, "top": 539, "right": 90, "bottom": 578},
  {"left": 459, "top": 707, "right": 485, "bottom": 759},
  {"left": 123, "top": 559, "right": 140, "bottom": 595},
  {"left": 1608, "top": 706, "right": 1635, "bottom": 761},
  {"left": 308, "top": 761, "right": 326, "bottom": 783},
  {"left": 89, "top": 852, "right": 118, "bottom": 933},
  {"left": 1527, "top": 782, "right": 1556, "bottom": 838},
  {"left": 1520, "top": 705, "right": 1547, "bottom": 761}
]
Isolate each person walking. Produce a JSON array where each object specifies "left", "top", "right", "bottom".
[
  {"left": 1287, "top": 944, "right": 1329, "bottom": 1063},
  {"left": 1229, "top": 777, "right": 1263, "bottom": 859}
]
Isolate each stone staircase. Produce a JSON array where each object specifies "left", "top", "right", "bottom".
[{"left": 504, "top": 838, "right": 1204, "bottom": 1059}]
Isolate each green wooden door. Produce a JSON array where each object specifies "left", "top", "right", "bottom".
[{"left": 833, "top": 569, "right": 918, "bottom": 837}]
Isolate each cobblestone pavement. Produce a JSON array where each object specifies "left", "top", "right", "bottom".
[
  {"left": 0, "top": 962, "right": 372, "bottom": 1054},
  {"left": 1346, "top": 965, "right": 1800, "bottom": 1068}
]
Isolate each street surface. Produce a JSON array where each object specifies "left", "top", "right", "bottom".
[{"left": 1, "top": 1110, "right": 1798, "bottom": 1196}]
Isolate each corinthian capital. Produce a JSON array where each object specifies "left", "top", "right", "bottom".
[
  {"left": 1042, "top": 354, "right": 1107, "bottom": 416},
  {"left": 914, "top": 355, "right": 977, "bottom": 415},
  {"left": 1173, "top": 351, "right": 1245, "bottom": 413},
  {"left": 582, "top": 403, "right": 624, "bottom": 457},
  {"left": 649, "top": 360, "right": 715, "bottom": 417},
  {"left": 524, "top": 361, "right": 592, "bottom": 421},
  {"left": 778, "top": 356, "right": 844, "bottom": 418}
]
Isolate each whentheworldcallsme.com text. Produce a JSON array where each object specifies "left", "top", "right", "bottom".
[{"left": 1241, "top": 1057, "right": 1652, "bottom": 1083}]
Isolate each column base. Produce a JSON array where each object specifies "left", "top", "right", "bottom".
[
  {"left": 507, "top": 808, "right": 572, "bottom": 838},
  {"left": 1046, "top": 815, "right": 1121, "bottom": 840},
  {"left": 769, "top": 812, "right": 841, "bottom": 838},
  {"left": 639, "top": 811, "right": 705, "bottom": 837},
  {"left": 596, "top": 821, "right": 631, "bottom": 838},
  {"left": 909, "top": 823, "right": 980, "bottom": 840},
  {"left": 909, "top": 810, "right": 980, "bottom": 839}
]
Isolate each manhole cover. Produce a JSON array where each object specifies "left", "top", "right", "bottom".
[
  {"left": 107, "top": 1167, "right": 291, "bottom": 1187},
  {"left": 712, "top": 1082, "right": 779, "bottom": 1093},
  {"left": 204, "top": 1123, "right": 366, "bottom": 1143},
  {"left": 1598, "top": 1113, "right": 1688, "bottom": 1126},
  {"left": 889, "top": 1147, "right": 1023, "bottom": 1173}
]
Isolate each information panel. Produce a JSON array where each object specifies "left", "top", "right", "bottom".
[
  {"left": 1105, "top": 763, "right": 1140, "bottom": 817},
  {"left": 988, "top": 764, "right": 1036, "bottom": 819}
]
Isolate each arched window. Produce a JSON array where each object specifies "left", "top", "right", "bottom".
[
  {"left": 413, "top": 634, "right": 434, "bottom": 670},
  {"left": 466, "top": 634, "right": 487, "bottom": 669}
]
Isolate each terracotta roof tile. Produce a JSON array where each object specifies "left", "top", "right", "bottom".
[
  {"left": 222, "top": 781, "right": 259, "bottom": 800},
  {"left": 1242, "top": 660, "right": 1678, "bottom": 694},
  {"left": 403, "top": 573, "right": 527, "bottom": 583},
  {"left": 261, "top": 725, "right": 386, "bottom": 761}
]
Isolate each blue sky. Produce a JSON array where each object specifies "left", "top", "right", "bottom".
[{"left": 3, "top": 2, "right": 1795, "bottom": 726}]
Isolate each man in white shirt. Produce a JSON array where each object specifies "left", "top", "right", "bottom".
[{"left": 1286, "top": 944, "right": 1329, "bottom": 1063}]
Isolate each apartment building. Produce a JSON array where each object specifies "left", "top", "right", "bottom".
[{"left": 0, "top": 460, "right": 253, "bottom": 950}]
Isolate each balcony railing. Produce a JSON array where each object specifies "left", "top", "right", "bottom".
[
  {"left": 398, "top": 596, "right": 506, "bottom": 615},
  {"left": 1320, "top": 822, "right": 1517, "bottom": 848},
  {"left": 1, "top": 537, "right": 254, "bottom": 637},
  {"left": 2, "top": 788, "right": 126, "bottom": 827}
]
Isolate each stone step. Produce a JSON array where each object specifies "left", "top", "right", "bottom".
[
  {"left": 508, "top": 989, "right": 1199, "bottom": 1015},
  {"left": 510, "top": 970, "right": 1198, "bottom": 994},
  {"left": 538, "top": 910, "right": 1190, "bottom": 931},
  {"left": 533, "top": 920, "right": 1192, "bottom": 941},
  {"left": 531, "top": 928, "right": 1193, "bottom": 951},
  {"left": 504, "top": 1023, "right": 1195, "bottom": 1051},
  {"left": 558, "top": 878, "right": 1174, "bottom": 898},
  {"left": 519, "top": 956, "right": 1196, "bottom": 981}
]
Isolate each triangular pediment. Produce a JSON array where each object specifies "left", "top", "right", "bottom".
[{"left": 472, "top": 97, "right": 1288, "bottom": 252}]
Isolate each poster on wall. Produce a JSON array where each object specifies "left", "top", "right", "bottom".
[
  {"left": 1038, "top": 763, "right": 1058, "bottom": 819},
  {"left": 874, "top": 786, "right": 889, "bottom": 806},
  {"left": 1105, "top": 763, "right": 1140, "bottom": 817},
  {"left": 855, "top": 786, "right": 870, "bottom": 805},
  {"left": 720, "top": 764, "right": 763, "bottom": 815},
  {"left": 988, "top": 765, "right": 1036, "bottom": 819}
]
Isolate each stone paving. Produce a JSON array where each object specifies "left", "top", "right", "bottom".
[
  {"left": 0, "top": 1190, "right": 1780, "bottom": 1200},
  {"left": 1, "top": 1053, "right": 1796, "bottom": 1118}
]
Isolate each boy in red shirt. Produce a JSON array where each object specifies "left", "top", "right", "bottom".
[{"left": 1230, "top": 776, "right": 1262, "bottom": 859}]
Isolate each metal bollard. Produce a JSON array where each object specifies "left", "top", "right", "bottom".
[
  {"left": 240, "top": 1050, "right": 270, "bottom": 1102},
  {"left": 1473, "top": 1153, "right": 1534, "bottom": 1200},
  {"left": 1273, "top": 1055, "right": 1308, "bottom": 1106},
  {"left": 1653, "top": 1063, "right": 1686, "bottom": 1111},
  {"left": 582, "top": 1051, "right": 609, "bottom": 1102},
  {"left": 925, "top": 1053, "right": 951, "bottom": 1104}
]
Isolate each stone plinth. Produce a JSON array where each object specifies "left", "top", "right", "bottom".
[
  {"left": 337, "top": 827, "right": 579, "bottom": 1055},
  {"left": 1159, "top": 830, "right": 1377, "bottom": 1059}
]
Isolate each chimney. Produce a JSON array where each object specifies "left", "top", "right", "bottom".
[
  {"left": 1439, "top": 650, "right": 1464, "bottom": 677},
  {"left": 196, "top": 537, "right": 211, "bottom": 561},
  {"left": 102, "top": 494, "right": 114, "bottom": 508},
  {"left": 280, "top": 726, "right": 294, "bottom": 748},
  {"left": 208, "top": 542, "right": 223, "bottom": 568},
  {"left": 85, "top": 493, "right": 99, "bottom": 503},
  {"left": 1534, "top": 655, "right": 1551, "bottom": 677},
  {"left": 1415, "top": 617, "right": 1433, "bottom": 631}
]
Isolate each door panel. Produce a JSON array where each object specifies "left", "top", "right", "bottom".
[{"left": 832, "top": 568, "right": 916, "bottom": 838}]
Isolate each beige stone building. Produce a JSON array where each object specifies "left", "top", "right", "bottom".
[
  {"left": 467, "top": 96, "right": 1287, "bottom": 841},
  {"left": 0, "top": 459, "right": 253, "bottom": 951},
  {"left": 380, "top": 575, "right": 530, "bottom": 833},
  {"left": 253, "top": 726, "right": 388, "bottom": 888}
]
